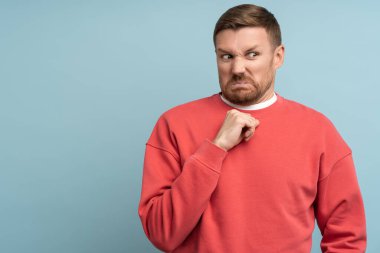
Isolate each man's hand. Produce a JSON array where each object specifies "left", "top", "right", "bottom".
[{"left": 212, "top": 109, "right": 260, "bottom": 151}]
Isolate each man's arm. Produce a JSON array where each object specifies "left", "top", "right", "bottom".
[
  {"left": 138, "top": 139, "right": 227, "bottom": 252},
  {"left": 314, "top": 153, "right": 367, "bottom": 252},
  {"left": 138, "top": 109, "right": 259, "bottom": 252}
]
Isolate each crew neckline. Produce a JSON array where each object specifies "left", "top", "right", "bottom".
[
  {"left": 220, "top": 92, "right": 277, "bottom": 110},
  {"left": 214, "top": 91, "right": 284, "bottom": 117}
]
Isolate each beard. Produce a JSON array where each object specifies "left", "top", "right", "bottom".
[{"left": 221, "top": 70, "right": 275, "bottom": 106}]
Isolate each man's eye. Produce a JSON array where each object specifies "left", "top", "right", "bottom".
[
  {"left": 221, "top": 54, "right": 232, "bottom": 60},
  {"left": 247, "top": 52, "right": 258, "bottom": 58}
]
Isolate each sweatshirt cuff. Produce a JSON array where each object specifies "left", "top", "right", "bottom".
[{"left": 192, "top": 139, "right": 228, "bottom": 173}]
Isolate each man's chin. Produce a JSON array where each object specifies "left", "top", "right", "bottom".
[{"left": 224, "top": 93, "right": 260, "bottom": 106}]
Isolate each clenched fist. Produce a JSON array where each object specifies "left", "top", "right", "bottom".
[{"left": 212, "top": 109, "right": 260, "bottom": 151}]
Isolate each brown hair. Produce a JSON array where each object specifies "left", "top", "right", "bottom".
[{"left": 213, "top": 4, "right": 282, "bottom": 49}]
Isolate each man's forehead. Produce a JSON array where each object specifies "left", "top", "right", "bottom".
[
  {"left": 215, "top": 27, "right": 270, "bottom": 50},
  {"left": 216, "top": 45, "right": 260, "bottom": 53}
]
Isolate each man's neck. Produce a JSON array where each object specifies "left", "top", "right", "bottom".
[{"left": 220, "top": 92, "right": 277, "bottom": 110}]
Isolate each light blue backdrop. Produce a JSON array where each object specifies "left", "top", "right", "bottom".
[{"left": 1, "top": 1, "right": 379, "bottom": 252}]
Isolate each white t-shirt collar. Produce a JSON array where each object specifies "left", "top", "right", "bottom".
[{"left": 220, "top": 92, "right": 277, "bottom": 110}]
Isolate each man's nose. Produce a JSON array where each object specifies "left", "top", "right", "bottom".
[{"left": 231, "top": 57, "right": 246, "bottom": 75}]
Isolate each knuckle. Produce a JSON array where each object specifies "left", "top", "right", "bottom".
[
  {"left": 236, "top": 118, "right": 246, "bottom": 125},
  {"left": 227, "top": 109, "right": 236, "bottom": 116}
]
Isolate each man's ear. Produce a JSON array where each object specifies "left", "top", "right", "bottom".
[{"left": 273, "top": 44, "right": 285, "bottom": 69}]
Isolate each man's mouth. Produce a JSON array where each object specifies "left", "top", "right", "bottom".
[{"left": 230, "top": 82, "right": 251, "bottom": 89}]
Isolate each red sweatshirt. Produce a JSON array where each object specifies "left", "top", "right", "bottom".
[{"left": 138, "top": 93, "right": 367, "bottom": 252}]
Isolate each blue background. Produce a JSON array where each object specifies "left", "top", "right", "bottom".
[{"left": 1, "top": 1, "right": 379, "bottom": 252}]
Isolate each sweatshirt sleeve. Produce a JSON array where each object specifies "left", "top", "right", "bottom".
[
  {"left": 314, "top": 153, "right": 367, "bottom": 252},
  {"left": 138, "top": 116, "right": 227, "bottom": 253}
]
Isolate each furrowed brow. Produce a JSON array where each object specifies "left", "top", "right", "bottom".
[
  {"left": 216, "top": 48, "right": 232, "bottom": 54},
  {"left": 244, "top": 46, "right": 259, "bottom": 52},
  {"left": 217, "top": 46, "right": 259, "bottom": 54}
]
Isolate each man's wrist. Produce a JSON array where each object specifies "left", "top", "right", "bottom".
[{"left": 212, "top": 139, "right": 228, "bottom": 152}]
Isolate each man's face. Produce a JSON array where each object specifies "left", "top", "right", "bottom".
[{"left": 215, "top": 27, "right": 284, "bottom": 106}]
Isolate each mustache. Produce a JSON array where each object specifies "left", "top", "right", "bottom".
[{"left": 228, "top": 75, "right": 255, "bottom": 85}]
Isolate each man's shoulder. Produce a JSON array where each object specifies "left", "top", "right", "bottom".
[
  {"left": 148, "top": 94, "right": 219, "bottom": 142},
  {"left": 282, "top": 96, "right": 341, "bottom": 135},
  {"left": 283, "top": 96, "right": 331, "bottom": 122}
]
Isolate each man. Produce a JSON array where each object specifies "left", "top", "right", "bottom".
[{"left": 138, "top": 4, "right": 367, "bottom": 253}]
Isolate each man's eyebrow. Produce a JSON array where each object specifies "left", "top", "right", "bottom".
[
  {"left": 216, "top": 46, "right": 260, "bottom": 54},
  {"left": 244, "top": 46, "right": 259, "bottom": 52},
  {"left": 216, "top": 48, "right": 231, "bottom": 54}
]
